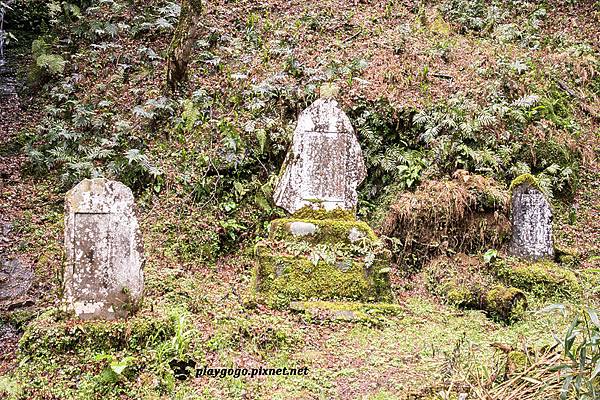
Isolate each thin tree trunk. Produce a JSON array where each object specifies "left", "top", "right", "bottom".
[{"left": 166, "top": 0, "right": 202, "bottom": 92}]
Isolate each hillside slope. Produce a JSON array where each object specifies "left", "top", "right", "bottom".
[{"left": 0, "top": 0, "right": 599, "bottom": 399}]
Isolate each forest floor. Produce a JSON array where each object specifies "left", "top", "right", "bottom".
[{"left": 0, "top": 1, "right": 599, "bottom": 399}]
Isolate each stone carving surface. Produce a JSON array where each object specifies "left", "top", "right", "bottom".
[
  {"left": 508, "top": 182, "right": 554, "bottom": 260},
  {"left": 273, "top": 99, "right": 366, "bottom": 214},
  {"left": 64, "top": 178, "right": 144, "bottom": 320}
]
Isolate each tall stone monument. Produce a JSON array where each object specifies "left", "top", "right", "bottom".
[
  {"left": 508, "top": 175, "right": 554, "bottom": 260},
  {"left": 274, "top": 98, "right": 366, "bottom": 213},
  {"left": 64, "top": 178, "right": 144, "bottom": 320},
  {"left": 254, "top": 93, "right": 391, "bottom": 307}
]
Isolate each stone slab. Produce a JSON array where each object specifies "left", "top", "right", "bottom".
[
  {"left": 508, "top": 182, "right": 554, "bottom": 260},
  {"left": 64, "top": 178, "right": 144, "bottom": 320},
  {"left": 273, "top": 99, "right": 366, "bottom": 214}
]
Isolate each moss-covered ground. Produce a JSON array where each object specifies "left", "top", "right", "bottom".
[{"left": 0, "top": 0, "right": 599, "bottom": 399}]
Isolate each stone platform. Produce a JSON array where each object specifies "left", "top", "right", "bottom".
[{"left": 253, "top": 213, "right": 392, "bottom": 308}]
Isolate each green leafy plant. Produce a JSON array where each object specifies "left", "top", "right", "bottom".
[
  {"left": 93, "top": 353, "right": 137, "bottom": 383},
  {"left": 483, "top": 249, "right": 498, "bottom": 264},
  {"left": 153, "top": 311, "right": 198, "bottom": 388},
  {"left": 441, "top": 0, "right": 496, "bottom": 33},
  {"left": 552, "top": 308, "right": 600, "bottom": 400},
  {"left": 31, "top": 38, "right": 66, "bottom": 75},
  {"left": 26, "top": 82, "right": 162, "bottom": 190}
]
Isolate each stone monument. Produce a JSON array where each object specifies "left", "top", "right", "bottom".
[
  {"left": 64, "top": 178, "right": 144, "bottom": 320},
  {"left": 508, "top": 175, "right": 554, "bottom": 260},
  {"left": 273, "top": 98, "right": 366, "bottom": 213},
  {"left": 254, "top": 93, "right": 391, "bottom": 307}
]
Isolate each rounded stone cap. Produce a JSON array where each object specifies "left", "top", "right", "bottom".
[{"left": 65, "top": 178, "right": 135, "bottom": 214}]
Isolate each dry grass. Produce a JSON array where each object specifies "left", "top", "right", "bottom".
[
  {"left": 472, "top": 348, "right": 564, "bottom": 400},
  {"left": 380, "top": 171, "right": 510, "bottom": 266},
  {"left": 425, "top": 253, "right": 494, "bottom": 292}
]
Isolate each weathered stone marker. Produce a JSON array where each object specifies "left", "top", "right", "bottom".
[
  {"left": 64, "top": 178, "right": 144, "bottom": 320},
  {"left": 273, "top": 98, "right": 366, "bottom": 214},
  {"left": 508, "top": 175, "right": 554, "bottom": 260},
  {"left": 255, "top": 94, "right": 391, "bottom": 307}
]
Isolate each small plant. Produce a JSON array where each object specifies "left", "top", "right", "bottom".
[
  {"left": 552, "top": 307, "right": 600, "bottom": 400},
  {"left": 153, "top": 310, "right": 198, "bottom": 385},
  {"left": 441, "top": 0, "right": 491, "bottom": 33},
  {"left": 483, "top": 249, "right": 498, "bottom": 264},
  {"left": 31, "top": 38, "right": 66, "bottom": 76},
  {"left": 93, "top": 353, "right": 137, "bottom": 383}
]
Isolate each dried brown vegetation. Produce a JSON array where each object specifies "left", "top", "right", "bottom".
[{"left": 380, "top": 171, "right": 510, "bottom": 266}]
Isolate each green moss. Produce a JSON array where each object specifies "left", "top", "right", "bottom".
[
  {"left": 483, "top": 285, "right": 527, "bottom": 322},
  {"left": 554, "top": 245, "right": 580, "bottom": 268},
  {"left": 2, "top": 309, "right": 38, "bottom": 330},
  {"left": 444, "top": 283, "right": 473, "bottom": 306},
  {"left": 254, "top": 252, "right": 391, "bottom": 308},
  {"left": 424, "top": 255, "right": 528, "bottom": 322},
  {"left": 438, "top": 279, "right": 527, "bottom": 322},
  {"left": 289, "top": 300, "right": 404, "bottom": 323},
  {"left": 495, "top": 259, "right": 581, "bottom": 298},
  {"left": 507, "top": 350, "right": 528, "bottom": 375},
  {"left": 509, "top": 173, "right": 542, "bottom": 192},
  {"left": 269, "top": 218, "right": 379, "bottom": 245},
  {"left": 578, "top": 269, "right": 600, "bottom": 298},
  {"left": 18, "top": 309, "right": 176, "bottom": 356},
  {"left": 292, "top": 206, "right": 355, "bottom": 221}
]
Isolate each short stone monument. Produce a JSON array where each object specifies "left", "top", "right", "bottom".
[
  {"left": 508, "top": 175, "right": 554, "bottom": 260},
  {"left": 64, "top": 178, "right": 144, "bottom": 320},
  {"left": 273, "top": 97, "right": 366, "bottom": 214},
  {"left": 254, "top": 93, "right": 391, "bottom": 307}
]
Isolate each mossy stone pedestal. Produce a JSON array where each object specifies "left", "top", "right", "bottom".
[{"left": 253, "top": 210, "right": 392, "bottom": 309}]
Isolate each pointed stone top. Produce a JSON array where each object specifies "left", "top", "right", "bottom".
[
  {"left": 273, "top": 99, "right": 366, "bottom": 214},
  {"left": 296, "top": 98, "right": 354, "bottom": 133}
]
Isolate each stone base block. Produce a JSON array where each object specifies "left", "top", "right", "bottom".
[
  {"left": 268, "top": 218, "right": 379, "bottom": 245},
  {"left": 289, "top": 300, "right": 404, "bottom": 323},
  {"left": 19, "top": 309, "right": 175, "bottom": 356},
  {"left": 254, "top": 247, "right": 391, "bottom": 308}
]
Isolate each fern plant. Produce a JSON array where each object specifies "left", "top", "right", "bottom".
[
  {"left": 26, "top": 83, "right": 162, "bottom": 191},
  {"left": 31, "top": 38, "right": 66, "bottom": 75}
]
